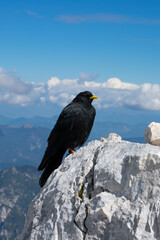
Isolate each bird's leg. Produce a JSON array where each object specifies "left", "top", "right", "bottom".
[{"left": 69, "top": 148, "right": 75, "bottom": 154}]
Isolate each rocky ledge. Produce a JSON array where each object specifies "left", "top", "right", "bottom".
[{"left": 20, "top": 133, "right": 160, "bottom": 240}]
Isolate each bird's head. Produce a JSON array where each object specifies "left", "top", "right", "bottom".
[{"left": 73, "top": 91, "right": 98, "bottom": 104}]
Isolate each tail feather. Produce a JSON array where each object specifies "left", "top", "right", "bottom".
[
  {"left": 39, "top": 164, "right": 53, "bottom": 187},
  {"left": 38, "top": 138, "right": 64, "bottom": 171},
  {"left": 39, "top": 148, "right": 66, "bottom": 187},
  {"left": 38, "top": 144, "right": 56, "bottom": 171},
  {"left": 38, "top": 154, "right": 49, "bottom": 171}
]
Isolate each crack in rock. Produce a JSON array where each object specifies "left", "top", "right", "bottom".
[{"left": 74, "top": 146, "right": 103, "bottom": 238}]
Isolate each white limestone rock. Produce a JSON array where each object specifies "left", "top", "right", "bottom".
[
  {"left": 144, "top": 122, "right": 160, "bottom": 146},
  {"left": 20, "top": 134, "right": 160, "bottom": 240}
]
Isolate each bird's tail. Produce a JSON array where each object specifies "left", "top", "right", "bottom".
[
  {"left": 38, "top": 145, "right": 54, "bottom": 171},
  {"left": 39, "top": 149, "right": 66, "bottom": 187},
  {"left": 38, "top": 138, "right": 64, "bottom": 171},
  {"left": 39, "top": 164, "right": 53, "bottom": 187}
]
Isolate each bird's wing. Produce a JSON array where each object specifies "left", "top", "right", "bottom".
[
  {"left": 38, "top": 102, "right": 93, "bottom": 170},
  {"left": 53, "top": 102, "right": 94, "bottom": 147},
  {"left": 48, "top": 102, "right": 90, "bottom": 147},
  {"left": 38, "top": 103, "right": 80, "bottom": 170}
]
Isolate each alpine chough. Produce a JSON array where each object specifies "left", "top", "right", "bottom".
[{"left": 38, "top": 91, "right": 98, "bottom": 187}]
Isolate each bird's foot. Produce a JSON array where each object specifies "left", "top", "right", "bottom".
[{"left": 69, "top": 148, "right": 75, "bottom": 154}]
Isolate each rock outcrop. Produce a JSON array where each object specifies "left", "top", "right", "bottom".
[
  {"left": 144, "top": 122, "right": 160, "bottom": 146},
  {"left": 21, "top": 133, "right": 160, "bottom": 240}
]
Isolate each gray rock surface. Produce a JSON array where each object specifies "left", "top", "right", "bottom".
[{"left": 21, "top": 133, "right": 160, "bottom": 240}]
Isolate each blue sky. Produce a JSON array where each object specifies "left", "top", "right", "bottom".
[{"left": 0, "top": 0, "right": 160, "bottom": 118}]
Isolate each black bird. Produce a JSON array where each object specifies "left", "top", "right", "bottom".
[{"left": 38, "top": 91, "right": 98, "bottom": 187}]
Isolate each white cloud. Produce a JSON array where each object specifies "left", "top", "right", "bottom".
[
  {"left": 84, "top": 81, "right": 101, "bottom": 88},
  {"left": 0, "top": 92, "right": 31, "bottom": 106},
  {"left": 0, "top": 67, "right": 34, "bottom": 105},
  {"left": 0, "top": 67, "right": 32, "bottom": 94},
  {"left": 1, "top": 66, "right": 160, "bottom": 111},
  {"left": 47, "top": 77, "right": 60, "bottom": 90},
  {"left": 46, "top": 76, "right": 160, "bottom": 111},
  {"left": 123, "top": 83, "right": 160, "bottom": 110},
  {"left": 103, "top": 78, "right": 139, "bottom": 90},
  {"left": 49, "top": 92, "right": 75, "bottom": 107}
]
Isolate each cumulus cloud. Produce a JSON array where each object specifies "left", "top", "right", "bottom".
[
  {"left": 0, "top": 67, "right": 41, "bottom": 106},
  {"left": 123, "top": 83, "right": 160, "bottom": 111},
  {"left": 45, "top": 75, "right": 160, "bottom": 111},
  {"left": 0, "top": 67, "right": 32, "bottom": 94},
  {"left": 47, "top": 77, "right": 60, "bottom": 90},
  {"left": 1, "top": 66, "right": 160, "bottom": 111},
  {"left": 102, "top": 78, "right": 139, "bottom": 90},
  {"left": 49, "top": 92, "right": 75, "bottom": 107}
]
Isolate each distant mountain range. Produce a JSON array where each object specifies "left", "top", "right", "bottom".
[
  {"left": 89, "top": 121, "right": 145, "bottom": 141},
  {"left": 0, "top": 114, "right": 58, "bottom": 129},
  {"left": 0, "top": 124, "right": 50, "bottom": 170},
  {"left": 0, "top": 166, "right": 40, "bottom": 240},
  {"left": 0, "top": 107, "right": 160, "bottom": 129},
  {"left": 0, "top": 113, "right": 147, "bottom": 137}
]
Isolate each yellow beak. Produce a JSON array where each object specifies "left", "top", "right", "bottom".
[{"left": 90, "top": 95, "right": 98, "bottom": 100}]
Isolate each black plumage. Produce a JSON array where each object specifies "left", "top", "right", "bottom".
[{"left": 38, "top": 91, "right": 98, "bottom": 187}]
